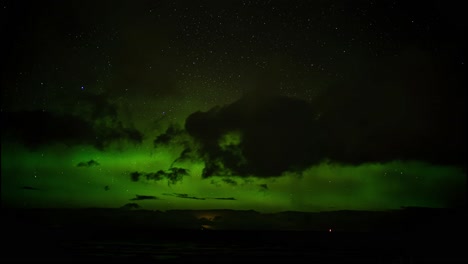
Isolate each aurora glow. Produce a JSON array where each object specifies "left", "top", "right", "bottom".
[
  {"left": 1, "top": 139, "right": 465, "bottom": 212},
  {"left": 2, "top": 0, "right": 466, "bottom": 213}
]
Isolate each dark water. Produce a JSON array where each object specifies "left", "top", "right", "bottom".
[
  {"left": 2, "top": 227, "right": 466, "bottom": 263},
  {"left": 2, "top": 208, "right": 467, "bottom": 263}
]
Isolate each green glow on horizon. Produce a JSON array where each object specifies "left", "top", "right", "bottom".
[
  {"left": 2, "top": 142, "right": 465, "bottom": 212},
  {"left": 2, "top": 0, "right": 465, "bottom": 220}
]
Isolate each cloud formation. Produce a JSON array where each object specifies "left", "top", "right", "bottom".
[
  {"left": 129, "top": 167, "right": 189, "bottom": 185},
  {"left": 1, "top": 110, "right": 142, "bottom": 150},
  {"left": 153, "top": 124, "right": 187, "bottom": 147},
  {"left": 130, "top": 195, "right": 158, "bottom": 201},
  {"left": 77, "top": 160, "right": 100, "bottom": 167},
  {"left": 163, "top": 193, "right": 236, "bottom": 201},
  {"left": 163, "top": 193, "right": 206, "bottom": 200},
  {"left": 183, "top": 90, "right": 466, "bottom": 178},
  {"left": 222, "top": 178, "right": 238, "bottom": 186},
  {"left": 213, "top": 197, "right": 236, "bottom": 201},
  {"left": 184, "top": 93, "right": 324, "bottom": 177}
]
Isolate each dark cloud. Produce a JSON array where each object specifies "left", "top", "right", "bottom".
[
  {"left": 153, "top": 124, "right": 187, "bottom": 147},
  {"left": 163, "top": 167, "right": 189, "bottom": 185},
  {"left": 22, "top": 186, "right": 40, "bottom": 191},
  {"left": 222, "top": 178, "right": 237, "bottom": 186},
  {"left": 153, "top": 124, "right": 198, "bottom": 166},
  {"left": 129, "top": 167, "right": 189, "bottom": 185},
  {"left": 185, "top": 87, "right": 466, "bottom": 177},
  {"left": 213, "top": 197, "right": 236, "bottom": 201},
  {"left": 210, "top": 179, "right": 221, "bottom": 187},
  {"left": 163, "top": 193, "right": 206, "bottom": 200},
  {"left": 130, "top": 195, "right": 158, "bottom": 201},
  {"left": 163, "top": 193, "right": 236, "bottom": 201},
  {"left": 1, "top": 110, "right": 142, "bottom": 150},
  {"left": 171, "top": 147, "right": 196, "bottom": 165},
  {"left": 185, "top": 93, "right": 324, "bottom": 177},
  {"left": 77, "top": 160, "right": 100, "bottom": 168},
  {"left": 130, "top": 172, "right": 142, "bottom": 182}
]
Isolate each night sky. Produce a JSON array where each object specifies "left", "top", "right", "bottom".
[{"left": 2, "top": 0, "right": 466, "bottom": 212}]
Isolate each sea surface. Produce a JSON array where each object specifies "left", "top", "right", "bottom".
[
  {"left": 2, "top": 208, "right": 466, "bottom": 263},
  {"left": 2, "top": 227, "right": 466, "bottom": 263}
]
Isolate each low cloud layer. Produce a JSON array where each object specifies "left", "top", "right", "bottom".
[
  {"left": 163, "top": 193, "right": 236, "bottom": 201},
  {"left": 130, "top": 195, "right": 158, "bottom": 201},
  {"left": 130, "top": 167, "right": 189, "bottom": 185},
  {"left": 77, "top": 160, "right": 100, "bottom": 168}
]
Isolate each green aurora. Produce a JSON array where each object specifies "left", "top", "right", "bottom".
[
  {"left": 2, "top": 139, "right": 465, "bottom": 212},
  {"left": 2, "top": 1, "right": 466, "bottom": 213}
]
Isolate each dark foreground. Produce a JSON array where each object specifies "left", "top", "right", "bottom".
[{"left": 1, "top": 208, "right": 467, "bottom": 263}]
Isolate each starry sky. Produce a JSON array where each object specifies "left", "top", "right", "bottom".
[{"left": 1, "top": 0, "right": 466, "bottom": 212}]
